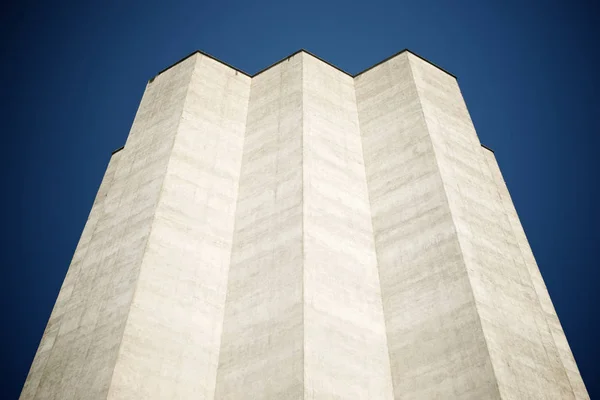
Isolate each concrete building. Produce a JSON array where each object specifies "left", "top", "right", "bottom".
[{"left": 20, "top": 49, "right": 589, "bottom": 399}]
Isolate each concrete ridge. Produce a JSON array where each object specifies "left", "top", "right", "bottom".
[
  {"left": 152, "top": 48, "right": 457, "bottom": 82},
  {"left": 113, "top": 50, "right": 467, "bottom": 155},
  {"left": 112, "top": 128, "right": 495, "bottom": 156}
]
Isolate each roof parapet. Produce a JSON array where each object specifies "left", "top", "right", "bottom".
[{"left": 150, "top": 48, "right": 456, "bottom": 82}]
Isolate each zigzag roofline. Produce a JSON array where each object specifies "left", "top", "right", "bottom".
[
  {"left": 112, "top": 50, "right": 493, "bottom": 160},
  {"left": 152, "top": 48, "right": 456, "bottom": 82}
]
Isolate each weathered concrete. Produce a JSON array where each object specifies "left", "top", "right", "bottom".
[
  {"left": 19, "top": 147, "right": 122, "bottom": 400},
  {"left": 20, "top": 53, "right": 251, "bottom": 400},
  {"left": 21, "top": 49, "right": 589, "bottom": 400},
  {"left": 215, "top": 52, "right": 392, "bottom": 399},
  {"left": 215, "top": 52, "right": 305, "bottom": 399},
  {"left": 355, "top": 52, "right": 500, "bottom": 399},
  {"left": 355, "top": 51, "right": 589, "bottom": 399},
  {"left": 409, "top": 53, "right": 584, "bottom": 399},
  {"left": 482, "top": 148, "right": 589, "bottom": 399},
  {"left": 302, "top": 53, "right": 393, "bottom": 399},
  {"left": 107, "top": 54, "right": 251, "bottom": 399},
  {"left": 20, "top": 56, "right": 195, "bottom": 400}
]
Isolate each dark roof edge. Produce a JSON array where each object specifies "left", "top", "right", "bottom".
[
  {"left": 152, "top": 50, "right": 252, "bottom": 81},
  {"left": 152, "top": 48, "right": 456, "bottom": 81},
  {"left": 252, "top": 49, "right": 304, "bottom": 76},
  {"left": 481, "top": 143, "right": 495, "bottom": 153},
  {"left": 300, "top": 49, "right": 354, "bottom": 76},
  {"left": 355, "top": 49, "right": 457, "bottom": 79},
  {"left": 111, "top": 146, "right": 125, "bottom": 155}
]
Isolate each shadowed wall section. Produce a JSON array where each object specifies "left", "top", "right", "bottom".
[
  {"left": 302, "top": 53, "right": 392, "bottom": 399},
  {"left": 215, "top": 53, "right": 305, "bottom": 399},
  {"left": 355, "top": 52, "right": 500, "bottom": 399},
  {"left": 408, "top": 52, "right": 585, "bottom": 398}
]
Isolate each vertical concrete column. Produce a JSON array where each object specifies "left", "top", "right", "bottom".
[
  {"left": 302, "top": 53, "right": 393, "bottom": 399},
  {"left": 21, "top": 55, "right": 196, "bottom": 400},
  {"left": 408, "top": 52, "right": 588, "bottom": 399},
  {"left": 216, "top": 53, "right": 305, "bottom": 399},
  {"left": 21, "top": 53, "right": 251, "bottom": 400},
  {"left": 355, "top": 53, "right": 500, "bottom": 399},
  {"left": 22, "top": 48, "right": 589, "bottom": 400},
  {"left": 217, "top": 51, "right": 393, "bottom": 399},
  {"left": 107, "top": 54, "right": 251, "bottom": 399},
  {"left": 482, "top": 148, "right": 589, "bottom": 399},
  {"left": 19, "top": 149, "right": 122, "bottom": 400}
]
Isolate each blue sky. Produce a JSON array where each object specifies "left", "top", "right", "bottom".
[{"left": 2, "top": 0, "right": 598, "bottom": 397}]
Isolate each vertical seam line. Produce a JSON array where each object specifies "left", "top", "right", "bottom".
[
  {"left": 353, "top": 65, "right": 396, "bottom": 399},
  {"left": 301, "top": 53, "right": 306, "bottom": 400},
  {"left": 212, "top": 68, "right": 253, "bottom": 400}
]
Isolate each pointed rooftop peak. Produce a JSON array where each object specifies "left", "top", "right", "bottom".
[{"left": 152, "top": 48, "right": 456, "bottom": 82}]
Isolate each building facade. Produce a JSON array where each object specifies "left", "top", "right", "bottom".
[{"left": 20, "top": 50, "right": 589, "bottom": 399}]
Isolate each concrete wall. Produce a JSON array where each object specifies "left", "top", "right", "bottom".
[
  {"left": 215, "top": 53, "right": 305, "bottom": 399},
  {"left": 408, "top": 52, "right": 587, "bottom": 399},
  {"left": 216, "top": 53, "right": 392, "bottom": 399},
  {"left": 108, "top": 54, "right": 251, "bottom": 399},
  {"left": 355, "top": 52, "right": 500, "bottom": 399},
  {"left": 21, "top": 50, "right": 589, "bottom": 400},
  {"left": 20, "top": 56, "right": 195, "bottom": 400},
  {"left": 302, "top": 53, "right": 393, "bottom": 399},
  {"left": 19, "top": 149, "right": 122, "bottom": 400},
  {"left": 482, "top": 148, "right": 589, "bottom": 399},
  {"left": 21, "top": 53, "right": 251, "bottom": 400}
]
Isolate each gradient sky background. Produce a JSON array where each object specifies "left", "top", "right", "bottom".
[{"left": 2, "top": 0, "right": 599, "bottom": 398}]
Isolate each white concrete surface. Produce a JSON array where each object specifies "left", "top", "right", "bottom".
[
  {"left": 20, "top": 50, "right": 589, "bottom": 400},
  {"left": 482, "top": 148, "right": 589, "bottom": 399},
  {"left": 215, "top": 52, "right": 305, "bottom": 399},
  {"left": 107, "top": 54, "right": 251, "bottom": 399},
  {"left": 408, "top": 52, "right": 586, "bottom": 399},
  {"left": 302, "top": 53, "right": 393, "bottom": 399},
  {"left": 355, "top": 52, "right": 500, "bottom": 399}
]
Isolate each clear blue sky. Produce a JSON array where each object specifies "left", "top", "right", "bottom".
[{"left": 2, "top": 0, "right": 598, "bottom": 397}]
